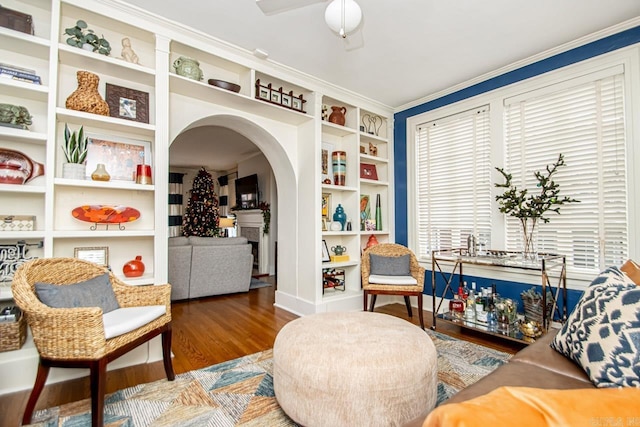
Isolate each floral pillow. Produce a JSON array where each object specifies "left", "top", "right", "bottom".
[{"left": 550, "top": 266, "right": 640, "bottom": 387}]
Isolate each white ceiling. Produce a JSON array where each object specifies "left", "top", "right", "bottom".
[{"left": 125, "top": 0, "right": 640, "bottom": 170}]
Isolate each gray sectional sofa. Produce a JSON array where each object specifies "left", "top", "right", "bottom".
[{"left": 168, "top": 236, "right": 254, "bottom": 301}]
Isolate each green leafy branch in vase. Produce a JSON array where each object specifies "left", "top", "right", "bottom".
[
  {"left": 259, "top": 202, "right": 270, "bottom": 235},
  {"left": 495, "top": 153, "right": 579, "bottom": 258}
]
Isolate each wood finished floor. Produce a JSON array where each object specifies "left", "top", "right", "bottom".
[{"left": 0, "top": 279, "right": 525, "bottom": 427}]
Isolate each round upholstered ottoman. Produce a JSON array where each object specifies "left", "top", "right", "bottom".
[{"left": 273, "top": 311, "right": 437, "bottom": 427}]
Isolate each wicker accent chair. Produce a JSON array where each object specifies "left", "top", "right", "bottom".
[
  {"left": 361, "top": 243, "right": 426, "bottom": 329},
  {"left": 11, "top": 258, "right": 175, "bottom": 427}
]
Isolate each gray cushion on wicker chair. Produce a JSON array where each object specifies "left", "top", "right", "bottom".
[
  {"left": 370, "top": 253, "right": 411, "bottom": 276},
  {"left": 361, "top": 243, "right": 426, "bottom": 329},
  {"left": 35, "top": 273, "right": 120, "bottom": 313},
  {"left": 11, "top": 257, "right": 175, "bottom": 427}
]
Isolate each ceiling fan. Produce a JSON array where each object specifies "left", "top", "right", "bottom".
[{"left": 256, "top": 0, "right": 362, "bottom": 38}]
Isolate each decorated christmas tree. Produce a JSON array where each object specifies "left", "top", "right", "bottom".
[{"left": 182, "top": 167, "right": 220, "bottom": 237}]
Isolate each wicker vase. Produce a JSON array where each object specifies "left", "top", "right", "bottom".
[{"left": 65, "top": 71, "right": 109, "bottom": 116}]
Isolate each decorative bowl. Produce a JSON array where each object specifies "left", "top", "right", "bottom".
[
  {"left": 207, "top": 79, "right": 241, "bottom": 93},
  {"left": 0, "top": 148, "right": 45, "bottom": 185},
  {"left": 519, "top": 320, "right": 543, "bottom": 338}
]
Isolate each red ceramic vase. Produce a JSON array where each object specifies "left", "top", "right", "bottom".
[
  {"left": 365, "top": 234, "right": 379, "bottom": 250},
  {"left": 123, "top": 255, "right": 145, "bottom": 278}
]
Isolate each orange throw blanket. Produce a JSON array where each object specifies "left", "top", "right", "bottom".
[{"left": 423, "top": 387, "right": 640, "bottom": 427}]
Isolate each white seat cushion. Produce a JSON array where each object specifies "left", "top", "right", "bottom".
[
  {"left": 368, "top": 274, "right": 417, "bottom": 285},
  {"left": 103, "top": 305, "right": 166, "bottom": 339}
]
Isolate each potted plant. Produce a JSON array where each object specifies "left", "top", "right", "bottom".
[
  {"left": 61, "top": 123, "right": 88, "bottom": 180},
  {"left": 495, "top": 153, "right": 579, "bottom": 260},
  {"left": 64, "top": 20, "right": 111, "bottom": 56}
]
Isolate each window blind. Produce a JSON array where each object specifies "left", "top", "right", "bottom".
[
  {"left": 415, "top": 107, "right": 491, "bottom": 259},
  {"left": 503, "top": 70, "right": 627, "bottom": 272}
]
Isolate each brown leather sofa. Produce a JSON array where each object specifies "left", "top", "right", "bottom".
[{"left": 404, "top": 330, "right": 594, "bottom": 427}]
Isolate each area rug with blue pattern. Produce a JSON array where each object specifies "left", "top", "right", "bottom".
[{"left": 28, "top": 329, "right": 511, "bottom": 426}]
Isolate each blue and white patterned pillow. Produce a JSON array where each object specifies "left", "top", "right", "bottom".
[{"left": 551, "top": 266, "right": 640, "bottom": 387}]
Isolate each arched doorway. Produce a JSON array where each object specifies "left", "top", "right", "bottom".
[{"left": 168, "top": 114, "right": 298, "bottom": 297}]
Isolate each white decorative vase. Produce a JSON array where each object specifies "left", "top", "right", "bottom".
[{"left": 62, "top": 163, "right": 86, "bottom": 180}]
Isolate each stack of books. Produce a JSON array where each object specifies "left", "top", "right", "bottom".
[{"left": 0, "top": 62, "right": 41, "bottom": 85}]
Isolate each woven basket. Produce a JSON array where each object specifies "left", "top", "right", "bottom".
[
  {"left": 0, "top": 312, "right": 27, "bottom": 352},
  {"left": 521, "top": 293, "right": 553, "bottom": 324}
]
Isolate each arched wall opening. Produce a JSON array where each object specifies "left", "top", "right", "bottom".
[{"left": 168, "top": 113, "right": 299, "bottom": 300}]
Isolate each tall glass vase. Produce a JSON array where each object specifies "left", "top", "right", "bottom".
[{"left": 521, "top": 218, "right": 538, "bottom": 261}]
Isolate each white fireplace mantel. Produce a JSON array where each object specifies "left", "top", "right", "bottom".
[{"left": 235, "top": 210, "right": 269, "bottom": 275}]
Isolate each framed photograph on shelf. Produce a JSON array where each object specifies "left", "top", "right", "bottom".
[
  {"left": 360, "top": 163, "right": 378, "bottom": 180},
  {"left": 292, "top": 97, "right": 303, "bottom": 111},
  {"left": 105, "top": 83, "right": 149, "bottom": 123},
  {"left": 270, "top": 90, "right": 281, "bottom": 104},
  {"left": 74, "top": 246, "right": 109, "bottom": 267},
  {"left": 360, "top": 194, "right": 371, "bottom": 225},
  {"left": 281, "top": 93, "right": 292, "bottom": 108},
  {"left": 322, "top": 193, "right": 331, "bottom": 219},
  {"left": 258, "top": 86, "right": 270, "bottom": 101},
  {"left": 322, "top": 240, "right": 331, "bottom": 262},
  {"left": 321, "top": 142, "right": 334, "bottom": 183},
  {"left": 86, "top": 135, "right": 152, "bottom": 182}
]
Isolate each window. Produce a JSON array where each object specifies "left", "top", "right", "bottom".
[
  {"left": 415, "top": 107, "right": 492, "bottom": 259},
  {"left": 412, "top": 65, "right": 629, "bottom": 275},
  {"left": 503, "top": 67, "right": 627, "bottom": 272}
]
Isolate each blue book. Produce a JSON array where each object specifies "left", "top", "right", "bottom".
[{"left": 0, "top": 67, "right": 41, "bottom": 84}]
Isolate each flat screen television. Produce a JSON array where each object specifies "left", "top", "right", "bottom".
[{"left": 235, "top": 173, "right": 259, "bottom": 209}]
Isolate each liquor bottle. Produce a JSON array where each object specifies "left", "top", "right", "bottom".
[
  {"left": 462, "top": 281, "right": 469, "bottom": 302},
  {"left": 449, "top": 294, "right": 465, "bottom": 320},
  {"left": 475, "top": 289, "right": 487, "bottom": 323},
  {"left": 465, "top": 286, "right": 476, "bottom": 320}
]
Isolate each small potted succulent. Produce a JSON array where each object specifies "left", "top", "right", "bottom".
[
  {"left": 61, "top": 123, "right": 88, "bottom": 180},
  {"left": 64, "top": 20, "right": 111, "bottom": 56}
]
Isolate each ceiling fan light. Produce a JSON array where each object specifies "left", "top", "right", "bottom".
[{"left": 325, "top": 0, "right": 362, "bottom": 37}]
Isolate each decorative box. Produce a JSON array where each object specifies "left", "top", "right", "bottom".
[
  {"left": 330, "top": 254, "right": 349, "bottom": 263},
  {"left": 0, "top": 5, "right": 34, "bottom": 35},
  {"left": 0, "top": 310, "right": 27, "bottom": 352},
  {"left": 0, "top": 215, "right": 35, "bottom": 232}
]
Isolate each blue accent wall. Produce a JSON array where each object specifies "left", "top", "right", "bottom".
[{"left": 394, "top": 26, "right": 640, "bottom": 314}]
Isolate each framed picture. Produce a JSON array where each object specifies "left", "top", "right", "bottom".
[
  {"left": 86, "top": 134, "right": 152, "bottom": 182},
  {"left": 322, "top": 193, "right": 331, "bottom": 219},
  {"left": 321, "top": 142, "right": 334, "bottom": 183},
  {"left": 74, "top": 246, "right": 109, "bottom": 267},
  {"left": 258, "top": 86, "right": 270, "bottom": 100},
  {"left": 360, "top": 194, "right": 371, "bottom": 224},
  {"left": 360, "top": 163, "right": 378, "bottom": 180},
  {"left": 105, "top": 83, "right": 149, "bottom": 123},
  {"left": 322, "top": 218, "right": 328, "bottom": 231},
  {"left": 281, "top": 93, "right": 292, "bottom": 108},
  {"left": 292, "top": 97, "right": 303, "bottom": 111},
  {"left": 322, "top": 240, "right": 331, "bottom": 262},
  {"left": 271, "top": 90, "right": 282, "bottom": 104}
]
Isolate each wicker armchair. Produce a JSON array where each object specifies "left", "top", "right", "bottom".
[
  {"left": 361, "top": 243, "right": 426, "bottom": 329},
  {"left": 11, "top": 257, "right": 175, "bottom": 427}
]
